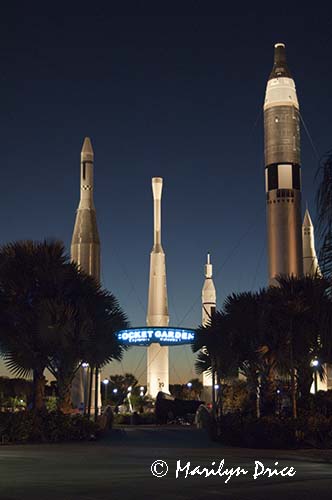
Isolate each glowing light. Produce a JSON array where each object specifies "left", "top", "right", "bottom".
[
  {"left": 116, "top": 327, "right": 196, "bottom": 346},
  {"left": 102, "top": 379, "right": 109, "bottom": 385}
]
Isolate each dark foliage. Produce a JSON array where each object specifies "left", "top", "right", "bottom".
[
  {"left": 218, "top": 413, "right": 332, "bottom": 449},
  {"left": 0, "top": 410, "right": 99, "bottom": 443}
]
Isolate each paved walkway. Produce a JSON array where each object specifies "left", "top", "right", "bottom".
[{"left": 0, "top": 425, "right": 331, "bottom": 499}]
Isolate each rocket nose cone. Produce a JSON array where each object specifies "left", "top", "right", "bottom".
[
  {"left": 152, "top": 177, "right": 163, "bottom": 185},
  {"left": 269, "top": 42, "right": 292, "bottom": 80},
  {"left": 303, "top": 208, "right": 313, "bottom": 228},
  {"left": 81, "top": 137, "right": 94, "bottom": 155},
  {"left": 152, "top": 177, "right": 163, "bottom": 199},
  {"left": 274, "top": 43, "right": 286, "bottom": 63}
]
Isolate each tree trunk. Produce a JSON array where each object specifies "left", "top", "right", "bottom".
[
  {"left": 256, "top": 377, "right": 261, "bottom": 419},
  {"left": 94, "top": 366, "right": 99, "bottom": 423},
  {"left": 216, "top": 369, "right": 222, "bottom": 420},
  {"left": 290, "top": 343, "right": 297, "bottom": 419},
  {"left": 211, "top": 367, "right": 216, "bottom": 418},
  {"left": 297, "top": 365, "right": 314, "bottom": 402},
  {"left": 260, "top": 364, "right": 277, "bottom": 416},
  {"left": 87, "top": 366, "right": 93, "bottom": 419},
  {"left": 57, "top": 374, "right": 73, "bottom": 413},
  {"left": 33, "top": 369, "right": 46, "bottom": 411}
]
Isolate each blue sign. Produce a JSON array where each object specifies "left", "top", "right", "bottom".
[{"left": 116, "top": 327, "right": 196, "bottom": 346}]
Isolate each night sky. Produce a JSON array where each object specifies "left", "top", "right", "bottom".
[{"left": 1, "top": 6, "right": 332, "bottom": 383}]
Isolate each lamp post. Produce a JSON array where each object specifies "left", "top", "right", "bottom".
[
  {"left": 311, "top": 359, "right": 319, "bottom": 394},
  {"left": 102, "top": 379, "right": 109, "bottom": 407},
  {"left": 82, "top": 362, "right": 89, "bottom": 414}
]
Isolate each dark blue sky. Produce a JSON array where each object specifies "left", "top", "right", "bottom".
[{"left": 1, "top": 6, "right": 332, "bottom": 382}]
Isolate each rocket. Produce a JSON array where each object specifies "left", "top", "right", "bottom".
[
  {"left": 146, "top": 177, "right": 169, "bottom": 398},
  {"left": 302, "top": 208, "right": 321, "bottom": 276},
  {"left": 71, "top": 137, "right": 101, "bottom": 411},
  {"left": 71, "top": 137, "right": 100, "bottom": 280},
  {"left": 264, "top": 43, "right": 303, "bottom": 285},
  {"left": 303, "top": 210, "right": 331, "bottom": 393},
  {"left": 201, "top": 253, "right": 216, "bottom": 388},
  {"left": 202, "top": 253, "right": 216, "bottom": 326}
]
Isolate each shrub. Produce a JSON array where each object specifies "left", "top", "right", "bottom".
[
  {"left": 114, "top": 412, "right": 156, "bottom": 425},
  {"left": 217, "top": 413, "right": 332, "bottom": 449},
  {"left": 0, "top": 410, "right": 99, "bottom": 444},
  {"left": 298, "top": 390, "right": 332, "bottom": 418}
]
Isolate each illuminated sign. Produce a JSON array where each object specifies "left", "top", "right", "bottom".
[{"left": 116, "top": 327, "right": 196, "bottom": 346}]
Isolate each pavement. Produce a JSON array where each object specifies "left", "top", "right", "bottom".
[{"left": 0, "top": 425, "right": 331, "bottom": 499}]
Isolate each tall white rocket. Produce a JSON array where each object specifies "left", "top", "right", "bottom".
[
  {"left": 71, "top": 137, "right": 101, "bottom": 411},
  {"left": 302, "top": 208, "right": 321, "bottom": 276},
  {"left": 146, "top": 177, "right": 169, "bottom": 398},
  {"left": 71, "top": 137, "right": 100, "bottom": 278},
  {"left": 202, "top": 253, "right": 216, "bottom": 387}
]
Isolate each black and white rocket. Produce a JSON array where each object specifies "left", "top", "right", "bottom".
[
  {"left": 71, "top": 137, "right": 101, "bottom": 410},
  {"left": 146, "top": 177, "right": 169, "bottom": 398},
  {"left": 264, "top": 43, "right": 303, "bottom": 284},
  {"left": 71, "top": 137, "right": 100, "bottom": 279},
  {"left": 201, "top": 253, "right": 216, "bottom": 388}
]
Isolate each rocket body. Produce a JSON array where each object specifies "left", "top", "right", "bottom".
[
  {"left": 146, "top": 177, "right": 169, "bottom": 398},
  {"left": 264, "top": 44, "right": 303, "bottom": 285},
  {"left": 71, "top": 137, "right": 101, "bottom": 411},
  {"left": 302, "top": 209, "right": 321, "bottom": 276},
  {"left": 201, "top": 253, "right": 216, "bottom": 388},
  {"left": 71, "top": 137, "right": 100, "bottom": 280}
]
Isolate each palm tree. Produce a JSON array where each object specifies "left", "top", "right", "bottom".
[
  {"left": 262, "top": 275, "right": 331, "bottom": 417},
  {"left": 80, "top": 287, "right": 128, "bottom": 420},
  {"left": 223, "top": 290, "right": 264, "bottom": 417},
  {"left": 193, "top": 311, "right": 239, "bottom": 417},
  {"left": 0, "top": 240, "right": 68, "bottom": 410},
  {"left": 316, "top": 150, "right": 332, "bottom": 278},
  {"left": 0, "top": 240, "right": 129, "bottom": 414}
]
